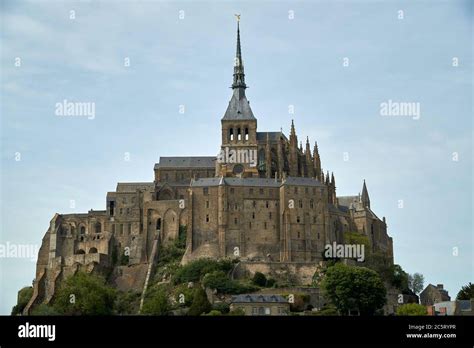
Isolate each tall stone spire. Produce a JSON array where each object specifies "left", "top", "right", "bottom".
[
  {"left": 305, "top": 137, "right": 314, "bottom": 178},
  {"left": 222, "top": 16, "right": 255, "bottom": 121},
  {"left": 313, "top": 141, "right": 322, "bottom": 181},
  {"left": 361, "top": 179, "right": 370, "bottom": 208},
  {"left": 232, "top": 17, "right": 246, "bottom": 90},
  {"left": 288, "top": 120, "right": 299, "bottom": 177}
]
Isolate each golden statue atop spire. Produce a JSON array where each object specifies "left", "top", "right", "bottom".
[{"left": 234, "top": 13, "right": 241, "bottom": 22}]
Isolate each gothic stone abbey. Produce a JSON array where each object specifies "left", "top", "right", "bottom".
[{"left": 25, "top": 22, "right": 393, "bottom": 313}]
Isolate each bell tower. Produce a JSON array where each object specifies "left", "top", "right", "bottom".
[{"left": 218, "top": 16, "right": 258, "bottom": 177}]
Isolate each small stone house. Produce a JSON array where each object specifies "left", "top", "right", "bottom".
[
  {"left": 230, "top": 294, "right": 289, "bottom": 316},
  {"left": 420, "top": 284, "right": 451, "bottom": 306}
]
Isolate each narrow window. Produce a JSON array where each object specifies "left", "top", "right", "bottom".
[
  {"left": 109, "top": 201, "right": 115, "bottom": 216},
  {"left": 299, "top": 200, "right": 303, "bottom": 208},
  {"left": 156, "top": 218, "right": 161, "bottom": 231},
  {"left": 229, "top": 128, "right": 234, "bottom": 141},
  {"left": 297, "top": 216, "right": 301, "bottom": 223},
  {"left": 264, "top": 222, "right": 267, "bottom": 229},
  {"left": 310, "top": 199, "right": 314, "bottom": 209},
  {"left": 234, "top": 217, "right": 238, "bottom": 225},
  {"left": 266, "top": 201, "right": 269, "bottom": 208},
  {"left": 245, "top": 128, "right": 249, "bottom": 141},
  {"left": 294, "top": 187, "right": 298, "bottom": 194},
  {"left": 269, "top": 212, "right": 272, "bottom": 219},
  {"left": 206, "top": 215, "right": 209, "bottom": 223},
  {"left": 237, "top": 128, "right": 241, "bottom": 140},
  {"left": 259, "top": 188, "right": 264, "bottom": 195},
  {"left": 252, "top": 212, "right": 255, "bottom": 219},
  {"left": 252, "top": 200, "right": 256, "bottom": 208},
  {"left": 206, "top": 200, "right": 209, "bottom": 208}
]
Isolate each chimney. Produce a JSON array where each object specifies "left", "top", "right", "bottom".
[{"left": 437, "top": 284, "right": 444, "bottom": 290}]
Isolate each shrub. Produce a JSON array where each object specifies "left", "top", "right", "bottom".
[
  {"left": 266, "top": 278, "right": 276, "bottom": 288},
  {"left": 11, "top": 286, "right": 33, "bottom": 315},
  {"left": 228, "top": 308, "right": 245, "bottom": 316},
  {"left": 188, "top": 287, "right": 211, "bottom": 316},
  {"left": 173, "top": 258, "right": 233, "bottom": 284},
  {"left": 141, "top": 288, "right": 170, "bottom": 315},
  {"left": 30, "top": 304, "right": 60, "bottom": 316},
  {"left": 52, "top": 272, "right": 116, "bottom": 315},
  {"left": 114, "top": 290, "right": 141, "bottom": 315},
  {"left": 203, "top": 310, "right": 222, "bottom": 316},
  {"left": 202, "top": 271, "right": 258, "bottom": 294},
  {"left": 396, "top": 303, "right": 427, "bottom": 316},
  {"left": 212, "top": 302, "right": 230, "bottom": 314},
  {"left": 251, "top": 272, "right": 267, "bottom": 287}
]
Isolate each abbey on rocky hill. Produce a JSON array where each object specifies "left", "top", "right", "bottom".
[{"left": 24, "top": 20, "right": 393, "bottom": 313}]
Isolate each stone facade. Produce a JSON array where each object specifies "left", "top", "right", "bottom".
[{"left": 24, "top": 21, "right": 394, "bottom": 314}]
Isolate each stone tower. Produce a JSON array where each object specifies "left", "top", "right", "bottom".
[{"left": 218, "top": 19, "right": 258, "bottom": 178}]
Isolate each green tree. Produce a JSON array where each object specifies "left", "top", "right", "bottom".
[
  {"left": 188, "top": 287, "right": 211, "bottom": 316},
  {"left": 251, "top": 272, "right": 267, "bottom": 287},
  {"left": 408, "top": 273, "right": 424, "bottom": 295},
  {"left": 30, "top": 304, "right": 60, "bottom": 316},
  {"left": 396, "top": 303, "right": 427, "bottom": 316},
  {"left": 321, "top": 263, "right": 386, "bottom": 315},
  {"left": 141, "top": 288, "right": 170, "bottom": 315},
  {"left": 11, "top": 286, "right": 33, "bottom": 315},
  {"left": 456, "top": 282, "right": 474, "bottom": 300},
  {"left": 52, "top": 272, "right": 116, "bottom": 315}
]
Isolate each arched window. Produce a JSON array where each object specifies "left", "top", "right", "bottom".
[
  {"left": 245, "top": 128, "right": 249, "bottom": 141},
  {"left": 95, "top": 222, "right": 101, "bottom": 233},
  {"left": 229, "top": 128, "right": 234, "bottom": 141},
  {"left": 89, "top": 247, "right": 98, "bottom": 254},
  {"left": 80, "top": 226, "right": 86, "bottom": 235},
  {"left": 156, "top": 218, "right": 162, "bottom": 231},
  {"left": 237, "top": 128, "right": 242, "bottom": 141}
]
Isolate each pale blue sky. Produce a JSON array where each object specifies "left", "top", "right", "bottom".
[{"left": 1, "top": 0, "right": 472, "bottom": 314}]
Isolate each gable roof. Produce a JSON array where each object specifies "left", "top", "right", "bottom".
[
  {"left": 154, "top": 156, "right": 216, "bottom": 169},
  {"left": 231, "top": 294, "right": 288, "bottom": 304}
]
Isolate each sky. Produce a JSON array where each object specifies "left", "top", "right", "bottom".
[{"left": 0, "top": 0, "right": 472, "bottom": 314}]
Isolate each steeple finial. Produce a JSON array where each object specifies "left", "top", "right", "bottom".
[{"left": 232, "top": 15, "right": 246, "bottom": 90}]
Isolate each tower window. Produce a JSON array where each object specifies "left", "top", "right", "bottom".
[
  {"left": 297, "top": 216, "right": 301, "bottom": 223},
  {"left": 245, "top": 128, "right": 249, "bottom": 141},
  {"left": 252, "top": 212, "right": 255, "bottom": 219},
  {"left": 237, "top": 128, "right": 242, "bottom": 140},
  {"left": 265, "top": 201, "right": 269, "bottom": 208},
  {"left": 310, "top": 199, "right": 314, "bottom": 209},
  {"left": 299, "top": 200, "right": 303, "bottom": 208},
  {"left": 229, "top": 128, "right": 234, "bottom": 141},
  {"left": 206, "top": 200, "right": 209, "bottom": 208},
  {"left": 206, "top": 215, "right": 209, "bottom": 223},
  {"left": 203, "top": 187, "right": 209, "bottom": 195}
]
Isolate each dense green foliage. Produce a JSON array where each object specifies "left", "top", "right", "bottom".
[
  {"left": 202, "top": 271, "right": 258, "bottom": 294},
  {"left": 321, "top": 263, "right": 386, "bottom": 315},
  {"left": 187, "top": 287, "right": 211, "bottom": 316},
  {"left": 30, "top": 304, "right": 61, "bottom": 315},
  {"left": 114, "top": 290, "right": 141, "bottom": 315},
  {"left": 456, "top": 282, "right": 474, "bottom": 300},
  {"left": 141, "top": 287, "right": 170, "bottom": 315},
  {"left": 408, "top": 273, "right": 424, "bottom": 295},
  {"left": 173, "top": 258, "right": 234, "bottom": 284},
  {"left": 52, "top": 272, "right": 116, "bottom": 315},
  {"left": 11, "top": 286, "right": 33, "bottom": 315},
  {"left": 396, "top": 303, "right": 427, "bottom": 316}
]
